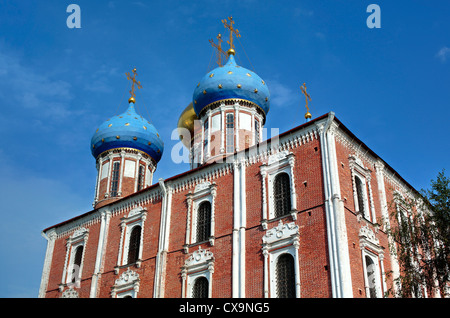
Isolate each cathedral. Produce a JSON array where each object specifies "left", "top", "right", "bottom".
[{"left": 39, "top": 18, "right": 421, "bottom": 299}]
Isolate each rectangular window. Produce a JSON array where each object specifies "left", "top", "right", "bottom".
[
  {"left": 137, "top": 164, "right": 145, "bottom": 191},
  {"left": 203, "top": 119, "right": 209, "bottom": 158},
  {"left": 226, "top": 113, "right": 234, "bottom": 153},
  {"left": 255, "top": 119, "right": 260, "bottom": 144},
  {"left": 110, "top": 161, "right": 121, "bottom": 197}
]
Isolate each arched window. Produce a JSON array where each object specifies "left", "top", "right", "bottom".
[
  {"left": 127, "top": 226, "right": 141, "bottom": 264},
  {"left": 226, "top": 113, "right": 234, "bottom": 153},
  {"left": 365, "top": 256, "right": 378, "bottom": 298},
  {"left": 276, "top": 253, "right": 296, "bottom": 298},
  {"left": 274, "top": 173, "right": 291, "bottom": 218},
  {"left": 355, "top": 176, "right": 367, "bottom": 218},
  {"left": 137, "top": 164, "right": 145, "bottom": 191},
  {"left": 71, "top": 246, "right": 83, "bottom": 283},
  {"left": 192, "top": 277, "right": 209, "bottom": 298},
  {"left": 110, "top": 161, "right": 121, "bottom": 197},
  {"left": 197, "top": 201, "right": 211, "bottom": 242}
]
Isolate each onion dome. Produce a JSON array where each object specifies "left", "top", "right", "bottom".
[
  {"left": 177, "top": 102, "right": 198, "bottom": 148},
  {"left": 90, "top": 102, "right": 164, "bottom": 163},
  {"left": 192, "top": 54, "right": 270, "bottom": 118}
]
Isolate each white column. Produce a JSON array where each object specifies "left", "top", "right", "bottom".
[
  {"left": 235, "top": 106, "right": 240, "bottom": 152},
  {"left": 317, "top": 113, "right": 353, "bottom": 298},
  {"left": 105, "top": 155, "right": 113, "bottom": 196},
  {"left": 262, "top": 247, "right": 269, "bottom": 298},
  {"left": 239, "top": 159, "right": 246, "bottom": 297},
  {"left": 232, "top": 161, "right": 240, "bottom": 297},
  {"left": 93, "top": 160, "right": 101, "bottom": 204},
  {"left": 38, "top": 229, "right": 57, "bottom": 298},
  {"left": 260, "top": 166, "right": 268, "bottom": 229},
  {"left": 90, "top": 209, "right": 111, "bottom": 298},
  {"left": 293, "top": 236, "right": 301, "bottom": 298}
]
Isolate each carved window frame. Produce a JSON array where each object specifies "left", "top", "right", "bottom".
[
  {"left": 184, "top": 182, "right": 217, "bottom": 253},
  {"left": 349, "top": 155, "right": 376, "bottom": 223},
  {"left": 260, "top": 151, "right": 297, "bottom": 229},
  {"left": 262, "top": 220, "right": 300, "bottom": 298},
  {"left": 116, "top": 206, "right": 147, "bottom": 272},
  {"left": 359, "top": 225, "right": 386, "bottom": 298},
  {"left": 60, "top": 227, "right": 89, "bottom": 291},
  {"left": 111, "top": 269, "right": 140, "bottom": 298},
  {"left": 181, "top": 247, "right": 215, "bottom": 298}
]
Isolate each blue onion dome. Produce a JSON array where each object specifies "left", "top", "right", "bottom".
[
  {"left": 193, "top": 54, "right": 270, "bottom": 119},
  {"left": 90, "top": 102, "right": 164, "bottom": 163}
]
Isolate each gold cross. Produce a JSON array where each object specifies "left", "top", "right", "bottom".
[
  {"left": 300, "top": 82, "right": 312, "bottom": 119},
  {"left": 222, "top": 16, "right": 241, "bottom": 55},
  {"left": 209, "top": 33, "right": 227, "bottom": 66},
  {"left": 125, "top": 68, "right": 142, "bottom": 103}
]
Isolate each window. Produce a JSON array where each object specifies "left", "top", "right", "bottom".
[
  {"left": 362, "top": 253, "right": 383, "bottom": 298},
  {"left": 276, "top": 253, "right": 296, "bottom": 298},
  {"left": 254, "top": 119, "right": 260, "bottom": 144},
  {"left": 71, "top": 246, "right": 84, "bottom": 283},
  {"left": 192, "top": 277, "right": 209, "bottom": 298},
  {"left": 359, "top": 225, "right": 386, "bottom": 298},
  {"left": 365, "top": 256, "right": 377, "bottom": 298},
  {"left": 185, "top": 181, "right": 217, "bottom": 251},
  {"left": 349, "top": 155, "right": 376, "bottom": 222},
  {"left": 203, "top": 119, "right": 209, "bottom": 159},
  {"left": 226, "top": 113, "right": 234, "bottom": 153},
  {"left": 262, "top": 220, "right": 300, "bottom": 298},
  {"left": 127, "top": 226, "right": 141, "bottom": 264},
  {"left": 355, "top": 176, "right": 367, "bottom": 218},
  {"left": 261, "top": 150, "right": 297, "bottom": 228},
  {"left": 116, "top": 207, "right": 147, "bottom": 272},
  {"left": 274, "top": 173, "right": 291, "bottom": 218},
  {"left": 110, "top": 161, "right": 121, "bottom": 197},
  {"left": 60, "top": 227, "right": 88, "bottom": 292},
  {"left": 181, "top": 248, "right": 214, "bottom": 298},
  {"left": 196, "top": 201, "right": 212, "bottom": 243},
  {"left": 137, "top": 164, "right": 145, "bottom": 191}
]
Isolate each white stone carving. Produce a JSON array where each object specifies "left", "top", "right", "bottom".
[
  {"left": 61, "top": 288, "right": 79, "bottom": 298},
  {"left": 267, "top": 150, "right": 290, "bottom": 165},
  {"left": 263, "top": 220, "right": 299, "bottom": 246},
  {"left": 114, "top": 268, "right": 140, "bottom": 286},
  {"left": 184, "top": 247, "right": 214, "bottom": 268}
]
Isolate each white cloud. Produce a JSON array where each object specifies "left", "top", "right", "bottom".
[
  {"left": 436, "top": 46, "right": 450, "bottom": 63},
  {"left": 267, "top": 80, "right": 296, "bottom": 108},
  {"left": 0, "top": 48, "right": 74, "bottom": 120}
]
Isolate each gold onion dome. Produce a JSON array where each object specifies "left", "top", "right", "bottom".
[{"left": 177, "top": 102, "right": 198, "bottom": 148}]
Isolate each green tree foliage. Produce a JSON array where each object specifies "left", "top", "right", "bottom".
[{"left": 386, "top": 169, "right": 449, "bottom": 297}]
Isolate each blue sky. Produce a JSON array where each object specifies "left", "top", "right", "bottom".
[{"left": 0, "top": 1, "right": 448, "bottom": 297}]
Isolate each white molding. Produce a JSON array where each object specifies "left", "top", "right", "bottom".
[
  {"left": 262, "top": 220, "right": 300, "bottom": 298},
  {"left": 111, "top": 269, "right": 140, "bottom": 298},
  {"left": 181, "top": 247, "right": 215, "bottom": 298},
  {"left": 116, "top": 206, "right": 147, "bottom": 269}
]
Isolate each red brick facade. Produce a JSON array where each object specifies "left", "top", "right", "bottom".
[{"left": 39, "top": 112, "right": 418, "bottom": 298}]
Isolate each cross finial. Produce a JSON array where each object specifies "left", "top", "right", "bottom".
[
  {"left": 222, "top": 16, "right": 241, "bottom": 56},
  {"left": 125, "top": 68, "right": 142, "bottom": 104},
  {"left": 209, "top": 33, "right": 227, "bottom": 66},
  {"left": 300, "top": 82, "right": 312, "bottom": 120}
]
